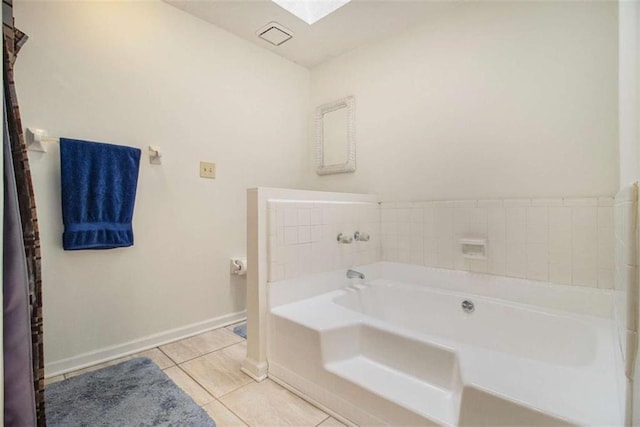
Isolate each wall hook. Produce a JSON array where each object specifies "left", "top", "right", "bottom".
[
  {"left": 26, "top": 128, "right": 59, "bottom": 152},
  {"left": 148, "top": 146, "right": 162, "bottom": 165}
]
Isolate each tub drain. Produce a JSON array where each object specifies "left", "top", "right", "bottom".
[{"left": 461, "top": 300, "right": 474, "bottom": 313}]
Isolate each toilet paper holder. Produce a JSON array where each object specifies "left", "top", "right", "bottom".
[{"left": 230, "top": 257, "right": 248, "bottom": 276}]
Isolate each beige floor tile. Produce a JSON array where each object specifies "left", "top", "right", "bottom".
[
  {"left": 44, "top": 375, "right": 65, "bottom": 386},
  {"left": 220, "top": 379, "right": 328, "bottom": 426},
  {"left": 164, "top": 366, "right": 214, "bottom": 406},
  {"left": 134, "top": 347, "right": 175, "bottom": 369},
  {"left": 64, "top": 355, "right": 133, "bottom": 379},
  {"left": 201, "top": 400, "right": 248, "bottom": 426},
  {"left": 180, "top": 342, "right": 252, "bottom": 398},
  {"left": 317, "top": 416, "right": 347, "bottom": 426},
  {"left": 161, "top": 328, "right": 244, "bottom": 364}
]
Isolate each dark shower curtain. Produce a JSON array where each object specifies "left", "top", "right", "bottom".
[{"left": 3, "top": 0, "right": 46, "bottom": 425}]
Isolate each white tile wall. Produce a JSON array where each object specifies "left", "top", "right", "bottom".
[
  {"left": 381, "top": 198, "right": 615, "bottom": 288},
  {"left": 267, "top": 201, "right": 380, "bottom": 282},
  {"left": 613, "top": 183, "right": 638, "bottom": 374}
]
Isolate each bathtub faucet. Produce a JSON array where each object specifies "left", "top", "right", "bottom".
[{"left": 346, "top": 269, "right": 365, "bottom": 280}]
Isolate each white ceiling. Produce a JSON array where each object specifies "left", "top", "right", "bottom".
[{"left": 164, "top": 0, "right": 458, "bottom": 68}]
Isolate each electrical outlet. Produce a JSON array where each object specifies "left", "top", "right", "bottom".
[{"left": 200, "top": 161, "right": 216, "bottom": 179}]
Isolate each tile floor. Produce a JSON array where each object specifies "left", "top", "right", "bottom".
[{"left": 48, "top": 322, "right": 345, "bottom": 427}]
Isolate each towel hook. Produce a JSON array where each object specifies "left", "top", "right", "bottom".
[
  {"left": 148, "top": 146, "right": 162, "bottom": 165},
  {"left": 26, "top": 128, "right": 59, "bottom": 152}
]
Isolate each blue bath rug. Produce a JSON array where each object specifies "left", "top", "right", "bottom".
[
  {"left": 45, "top": 357, "right": 216, "bottom": 427},
  {"left": 233, "top": 323, "right": 247, "bottom": 339}
]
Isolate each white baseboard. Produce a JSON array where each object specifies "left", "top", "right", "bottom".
[
  {"left": 241, "top": 356, "right": 268, "bottom": 381},
  {"left": 45, "top": 310, "right": 246, "bottom": 377}
]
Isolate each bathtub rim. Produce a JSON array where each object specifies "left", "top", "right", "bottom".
[{"left": 269, "top": 261, "right": 613, "bottom": 320}]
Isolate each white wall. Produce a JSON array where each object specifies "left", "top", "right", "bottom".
[
  {"left": 620, "top": 0, "right": 640, "bottom": 188},
  {"left": 307, "top": 1, "right": 619, "bottom": 201},
  {"left": 618, "top": 1, "right": 640, "bottom": 425},
  {"left": 14, "top": 1, "right": 309, "bottom": 373}
]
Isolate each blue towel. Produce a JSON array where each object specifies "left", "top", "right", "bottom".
[{"left": 60, "top": 138, "right": 141, "bottom": 250}]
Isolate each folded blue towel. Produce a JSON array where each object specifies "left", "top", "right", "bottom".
[{"left": 60, "top": 138, "right": 141, "bottom": 250}]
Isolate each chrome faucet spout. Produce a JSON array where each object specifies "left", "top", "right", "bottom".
[{"left": 346, "top": 269, "right": 365, "bottom": 280}]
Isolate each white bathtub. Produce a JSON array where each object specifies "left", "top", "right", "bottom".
[{"left": 267, "top": 262, "right": 622, "bottom": 426}]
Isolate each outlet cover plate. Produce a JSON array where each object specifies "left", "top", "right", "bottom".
[{"left": 200, "top": 161, "right": 216, "bottom": 179}]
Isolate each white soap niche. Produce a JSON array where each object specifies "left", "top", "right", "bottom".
[{"left": 460, "top": 239, "right": 487, "bottom": 260}]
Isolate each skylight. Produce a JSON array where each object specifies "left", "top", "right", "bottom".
[{"left": 271, "top": 0, "right": 351, "bottom": 25}]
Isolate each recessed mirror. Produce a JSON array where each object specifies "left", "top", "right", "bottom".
[{"left": 316, "top": 96, "right": 355, "bottom": 175}]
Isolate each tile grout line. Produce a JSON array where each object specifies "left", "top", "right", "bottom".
[
  {"left": 163, "top": 337, "right": 246, "bottom": 366},
  {"left": 315, "top": 414, "right": 331, "bottom": 426},
  {"left": 174, "top": 344, "right": 253, "bottom": 400},
  {"left": 154, "top": 332, "right": 251, "bottom": 425},
  {"left": 209, "top": 374, "right": 256, "bottom": 400},
  {"left": 157, "top": 345, "right": 177, "bottom": 368},
  {"left": 172, "top": 364, "right": 217, "bottom": 405},
  {"left": 212, "top": 390, "right": 253, "bottom": 427},
  {"left": 176, "top": 355, "right": 254, "bottom": 426}
]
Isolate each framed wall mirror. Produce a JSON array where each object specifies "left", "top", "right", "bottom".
[{"left": 315, "top": 96, "right": 355, "bottom": 176}]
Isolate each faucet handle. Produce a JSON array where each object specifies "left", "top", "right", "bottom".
[
  {"left": 337, "top": 233, "right": 353, "bottom": 244},
  {"left": 354, "top": 231, "right": 370, "bottom": 242}
]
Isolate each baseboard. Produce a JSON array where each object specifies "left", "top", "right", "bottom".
[
  {"left": 241, "top": 356, "right": 268, "bottom": 381},
  {"left": 45, "top": 310, "right": 246, "bottom": 377}
]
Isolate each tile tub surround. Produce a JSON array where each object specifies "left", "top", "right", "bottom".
[
  {"left": 613, "top": 184, "right": 639, "bottom": 377},
  {"left": 267, "top": 201, "right": 380, "bottom": 282},
  {"left": 380, "top": 197, "right": 615, "bottom": 288}
]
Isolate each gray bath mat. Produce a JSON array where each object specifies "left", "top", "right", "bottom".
[
  {"left": 45, "top": 357, "right": 216, "bottom": 427},
  {"left": 232, "top": 323, "right": 247, "bottom": 339}
]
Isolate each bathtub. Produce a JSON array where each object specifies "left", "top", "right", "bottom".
[{"left": 267, "top": 262, "right": 622, "bottom": 426}]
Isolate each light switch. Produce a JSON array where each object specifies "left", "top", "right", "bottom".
[{"left": 200, "top": 161, "right": 216, "bottom": 179}]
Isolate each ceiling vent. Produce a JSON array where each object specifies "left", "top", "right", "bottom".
[{"left": 257, "top": 22, "right": 293, "bottom": 46}]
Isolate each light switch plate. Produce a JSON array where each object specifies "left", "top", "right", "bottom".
[{"left": 200, "top": 161, "right": 216, "bottom": 179}]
